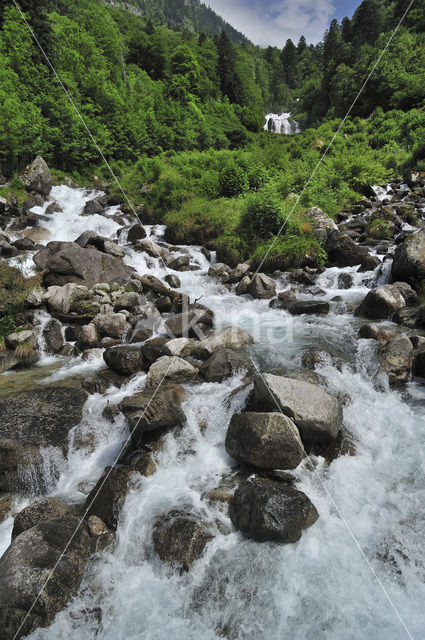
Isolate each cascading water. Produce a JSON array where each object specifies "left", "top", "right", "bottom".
[
  {"left": 1, "top": 185, "right": 424, "bottom": 639},
  {"left": 264, "top": 112, "right": 301, "bottom": 134}
]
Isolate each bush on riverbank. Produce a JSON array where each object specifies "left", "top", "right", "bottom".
[{"left": 0, "top": 263, "right": 41, "bottom": 338}]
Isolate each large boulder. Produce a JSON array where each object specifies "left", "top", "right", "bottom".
[
  {"left": 254, "top": 373, "right": 342, "bottom": 444},
  {"left": 326, "top": 231, "right": 370, "bottom": 267},
  {"left": 225, "top": 412, "right": 305, "bottom": 470},
  {"left": 378, "top": 334, "right": 413, "bottom": 386},
  {"left": 153, "top": 510, "right": 213, "bottom": 572},
  {"left": 12, "top": 497, "right": 72, "bottom": 539},
  {"left": 247, "top": 273, "right": 276, "bottom": 299},
  {"left": 42, "top": 318, "right": 64, "bottom": 354},
  {"left": 19, "top": 156, "right": 52, "bottom": 197},
  {"left": 85, "top": 465, "right": 133, "bottom": 530},
  {"left": 0, "top": 516, "right": 91, "bottom": 639},
  {"left": 103, "top": 345, "right": 143, "bottom": 375},
  {"left": 305, "top": 206, "right": 338, "bottom": 244},
  {"left": 146, "top": 356, "right": 198, "bottom": 388},
  {"left": 194, "top": 326, "right": 254, "bottom": 359},
  {"left": 356, "top": 284, "right": 406, "bottom": 320},
  {"left": 229, "top": 477, "right": 319, "bottom": 542},
  {"left": 44, "top": 283, "right": 91, "bottom": 315},
  {"left": 164, "top": 308, "right": 213, "bottom": 339},
  {"left": 36, "top": 242, "right": 133, "bottom": 288},
  {"left": 119, "top": 384, "right": 186, "bottom": 446},
  {"left": 93, "top": 312, "right": 127, "bottom": 339},
  {"left": 392, "top": 228, "right": 425, "bottom": 289},
  {"left": 200, "top": 348, "right": 251, "bottom": 382},
  {"left": 0, "top": 387, "right": 87, "bottom": 493}
]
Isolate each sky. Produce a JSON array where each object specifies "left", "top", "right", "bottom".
[{"left": 206, "top": 0, "right": 361, "bottom": 47}]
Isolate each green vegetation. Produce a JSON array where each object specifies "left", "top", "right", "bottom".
[
  {"left": 0, "top": 263, "right": 41, "bottom": 338},
  {"left": 0, "top": 0, "right": 424, "bottom": 268}
]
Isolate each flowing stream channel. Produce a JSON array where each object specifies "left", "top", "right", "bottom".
[{"left": 1, "top": 185, "right": 425, "bottom": 640}]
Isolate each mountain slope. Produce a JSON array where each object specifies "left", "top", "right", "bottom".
[{"left": 105, "top": 0, "right": 250, "bottom": 44}]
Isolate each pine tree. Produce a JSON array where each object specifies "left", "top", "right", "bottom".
[
  {"left": 280, "top": 39, "right": 298, "bottom": 88},
  {"left": 217, "top": 30, "right": 243, "bottom": 104}
]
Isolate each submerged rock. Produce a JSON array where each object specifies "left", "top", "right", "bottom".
[
  {"left": 153, "top": 510, "right": 213, "bottom": 572},
  {"left": 85, "top": 466, "right": 133, "bottom": 531},
  {"left": 254, "top": 373, "right": 342, "bottom": 444},
  {"left": 270, "top": 299, "right": 330, "bottom": 315},
  {"left": 229, "top": 477, "right": 318, "bottom": 543},
  {"left": 225, "top": 412, "right": 305, "bottom": 470}
]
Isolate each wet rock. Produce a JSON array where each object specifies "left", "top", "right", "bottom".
[
  {"left": 103, "top": 240, "right": 125, "bottom": 258},
  {"left": 357, "top": 254, "right": 381, "bottom": 272},
  {"left": 85, "top": 466, "right": 134, "bottom": 530},
  {"left": 413, "top": 347, "right": 425, "bottom": 378},
  {"left": 38, "top": 242, "right": 133, "bottom": 288},
  {"left": 208, "top": 263, "right": 231, "bottom": 279},
  {"left": 164, "top": 274, "right": 181, "bottom": 289},
  {"left": 114, "top": 291, "right": 140, "bottom": 311},
  {"left": 225, "top": 412, "right": 305, "bottom": 470},
  {"left": 93, "top": 312, "right": 127, "bottom": 339},
  {"left": 103, "top": 345, "right": 143, "bottom": 375},
  {"left": 378, "top": 334, "right": 414, "bottom": 386},
  {"left": 45, "top": 201, "right": 62, "bottom": 215},
  {"left": 393, "top": 306, "right": 423, "bottom": 329},
  {"left": 20, "top": 156, "right": 52, "bottom": 196},
  {"left": 393, "top": 281, "right": 419, "bottom": 306},
  {"left": 313, "top": 426, "right": 356, "bottom": 464},
  {"left": 119, "top": 224, "right": 146, "bottom": 244},
  {"left": 326, "top": 231, "right": 370, "bottom": 267},
  {"left": 153, "top": 510, "right": 213, "bottom": 572},
  {"left": 76, "top": 323, "right": 99, "bottom": 350},
  {"left": 119, "top": 384, "right": 186, "bottom": 446},
  {"left": 87, "top": 515, "right": 114, "bottom": 552},
  {"left": 0, "top": 238, "right": 18, "bottom": 257},
  {"left": 141, "top": 336, "right": 169, "bottom": 366},
  {"left": 13, "top": 236, "right": 36, "bottom": 251},
  {"left": 5, "top": 330, "right": 37, "bottom": 350},
  {"left": 83, "top": 199, "right": 104, "bottom": 216},
  {"left": 146, "top": 356, "right": 198, "bottom": 388},
  {"left": 356, "top": 284, "right": 406, "bottom": 319},
  {"left": 392, "top": 228, "right": 425, "bottom": 289},
  {"left": 277, "top": 289, "right": 296, "bottom": 302},
  {"left": 136, "top": 238, "right": 167, "bottom": 258},
  {"left": 128, "top": 318, "right": 154, "bottom": 344},
  {"left": 200, "top": 348, "right": 251, "bottom": 383},
  {"left": 0, "top": 516, "right": 91, "bottom": 639},
  {"left": 254, "top": 373, "right": 342, "bottom": 444},
  {"left": 228, "top": 263, "right": 250, "bottom": 283},
  {"left": 164, "top": 337, "right": 196, "bottom": 358},
  {"left": 194, "top": 326, "right": 254, "bottom": 359},
  {"left": 164, "top": 309, "right": 213, "bottom": 339},
  {"left": 229, "top": 477, "right": 318, "bottom": 543},
  {"left": 0, "top": 387, "right": 87, "bottom": 492},
  {"left": 358, "top": 323, "right": 381, "bottom": 340},
  {"left": 22, "top": 194, "right": 44, "bottom": 214},
  {"left": 130, "top": 451, "right": 157, "bottom": 476},
  {"left": 42, "top": 319, "right": 64, "bottom": 354},
  {"left": 247, "top": 273, "right": 276, "bottom": 299},
  {"left": 167, "top": 255, "right": 190, "bottom": 270},
  {"left": 235, "top": 275, "right": 251, "bottom": 295},
  {"left": 337, "top": 272, "right": 354, "bottom": 289},
  {"left": 45, "top": 282, "right": 91, "bottom": 315},
  {"left": 270, "top": 299, "right": 330, "bottom": 315},
  {"left": 12, "top": 497, "right": 72, "bottom": 539}
]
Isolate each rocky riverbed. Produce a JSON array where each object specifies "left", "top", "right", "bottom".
[{"left": 0, "top": 158, "right": 424, "bottom": 639}]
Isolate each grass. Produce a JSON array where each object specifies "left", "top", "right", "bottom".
[{"left": 0, "top": 262, "right": 42, "bottom": 339}]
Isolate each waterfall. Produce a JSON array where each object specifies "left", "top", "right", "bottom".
[{"left": 264, "top": 112, "right": 301, "bottom": 135}]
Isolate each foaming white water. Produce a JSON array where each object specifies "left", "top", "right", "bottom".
[
  {"left": 1, "top": 186, "right": 422, "bottom": 639},
  {"left": 264, "top": 112, "right": 301, "bottom": 134}
]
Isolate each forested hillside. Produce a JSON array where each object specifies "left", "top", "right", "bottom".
[
  {"left": 105, "top": 0, "right": 250, "bottom": 44},
  {"left": 0, "top": 0, "right": 424, "bottom": 266}
]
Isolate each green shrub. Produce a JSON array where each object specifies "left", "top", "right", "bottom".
[
  {"left": 239, "top": 189, "right": 284, "bottom": 239},
  {"left": 0, "top": 262, "right": 42, "bottom": 338},
  {"left": 218, "top": 163, "right": 249, "bottom": 197}
]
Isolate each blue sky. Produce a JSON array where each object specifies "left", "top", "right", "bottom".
[{"left": 206, "top": 0, "right": 362, "bottom": 46}]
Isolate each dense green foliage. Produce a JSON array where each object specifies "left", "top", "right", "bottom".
[
  {"left": 0, "top": 0, "right": 424, "bottom": 268},
  {"left": 0, "top": 263, "right": 41, "bottom": 338}
]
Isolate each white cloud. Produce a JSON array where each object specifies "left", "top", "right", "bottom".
[{"left": 206, "top": 0, "right": 336, "bottom": 46}]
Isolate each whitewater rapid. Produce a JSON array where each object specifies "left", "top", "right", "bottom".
[{"left": 1, "top": 186, "right": 424, "bottom": 639}]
